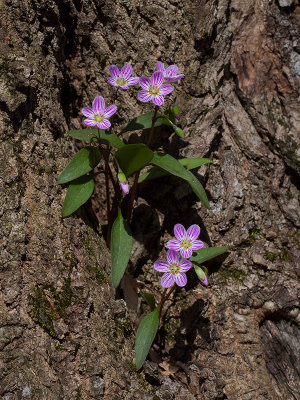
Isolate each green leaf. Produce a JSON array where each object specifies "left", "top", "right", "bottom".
[
  {"left": 57, "top": 147, "right": 101, "bottom": 184},
  {"left": 138, "top": 157, "right": 214, "bottom": 183},
  {"left": 111, "top": 208, "right": 133, "bottom": 288},
  {"left": 61, "top": 175, "right": 94, "bottom": 217},
  {"left": 121, "top": 112, "right": 171, "bottom": 133},
  {"left": 140, "top": 292, "right": 156, "bottom": 311},
  {"left": 190, "top": 246, "right": 230, "bottom": 264},
  {"left": 68, "top": 129, "right": 125, "bottom": 148},
  {"left": 114, "top": 144, "right": 154, "bottom": 177},
  {"left": 135, "top": 306, "right": 160, "bottom": 370},
  {"left": 151, "top": 153, "right": 209, "bottom": 208}
]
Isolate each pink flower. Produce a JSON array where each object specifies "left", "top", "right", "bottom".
[
  {"left": 118, "top": 171, "right": 129, "bottom": 194},
  {"left": 194, "top": 266, "right": 208, "bottom": 286},
  {"left": 137, "top": 71, "right": 173, "bottom": 106},
  {"left": 154, "top": 250, "right": 192, "bottom": 288},
  {"left": 156, "top": 61, "right": 184, "bottom": 82},
  {"left": 107, "top": 64, "right": 139, "bottom": 90},
  {"left": 82, "top": 96, "right": 117, "bottom": 130},
  {"left": 167, "top": 224, "right": 204, "bottom": 259}
]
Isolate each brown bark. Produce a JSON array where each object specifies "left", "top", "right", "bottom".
[{"left": 0, "top": 0, "right": 299, "bottom": 399}]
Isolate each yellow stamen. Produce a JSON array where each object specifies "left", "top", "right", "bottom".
[
  {"left": 181, "top": 239, "right": 191, "bottom": 249},
  {"left": 93, "top": 114, "right": 104, "bottom": 123},
  {"left": 149, "top": 85, "right": 159, "bottom": 96},
  {"left": 169, "top": 262, "right": 180, "bottom": 275},
  {"left": 116, "top": 77, "right": 127, "bottom": 86}
]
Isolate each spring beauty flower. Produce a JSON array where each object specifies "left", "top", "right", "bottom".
[
  {"left": 194, "top": 266, "right": 208, "bottom": 286},
  {"left": 154, "top": 250, "right": 192, "bottom": 288},
  {"left": 82, "top": 96, "right": 117, "bottom": 129},
  {"left": 156, "top": 61, "right": 184, "bottom": 82},
  {"left": 137, "top": 71, "right": 173, "bottom": 106},
  {"left": 117, "top": 171, "right": 129, "bottom": 194},
  {"left": 107, "top": 64, "right": 139, "bottom": 90},
  {"left": 167, "top": 224, "right": 204, "bottom": 259}
]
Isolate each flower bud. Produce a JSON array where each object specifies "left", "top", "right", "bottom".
[
  {"left": 194, "top": 266, "right": 208, "bottom": 286},
  {"left": 118, "top": 171, "right": 129, "bottom": 194}
]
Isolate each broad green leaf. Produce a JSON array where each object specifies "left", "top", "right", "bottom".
[
  {"left": 140, "top": 292, "right": 156, "bottom": 311},
  {"left": 57, "top": 147, "right": 101, "bottom": 184},
  {"left": 114, "top": 144, "right": 154, "bottom": 177},
  {"left": 121, "top": 112, "right": 171, "bottom": 133},
  {"left": 111, "top": 208, "right": 133, "bottom": 288},
  {"left": 190, "top": 246, "right": 230, "bottom": 264},
  {"left": 138, "top": 157, "right": 214, "bottom": 183},
  {"left": 135, "top": 306, "right": 160, "bottom": 370},
  {"left": 152, "top": 153, "right": 209, "bottom": 208},
  {"left": 68, "top": 129, "right": 125, "bottom": 148},
  {"left": 61, "top": 175, "right": 94, "bottom": 217}
]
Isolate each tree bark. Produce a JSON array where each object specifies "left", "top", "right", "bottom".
[{"left": 0, "top": 0, "right": 299, "bottom": 399}]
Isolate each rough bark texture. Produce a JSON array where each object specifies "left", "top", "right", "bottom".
[{"left": 0, "top": 0, "right": 299, "bottom": 399}]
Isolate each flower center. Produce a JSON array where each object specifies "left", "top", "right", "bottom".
[
  {"left": 180, "top": 239, "right": 191, "bottom": 249},
  {"left": 169, "top": 262, "right": 180, "bottom": 275},
  {"left": 94, "top": 114, "right": 104, "bottom": 123},
  {"left": 149, "top": 85, "right": 159, "bottom": 96},
  {"left": 116, "top": 77, "right": 127, "bottom": 86}
]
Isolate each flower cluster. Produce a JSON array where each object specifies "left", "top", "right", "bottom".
[{"left": 154, "top": 224, "right": 208, "bottom": 288}]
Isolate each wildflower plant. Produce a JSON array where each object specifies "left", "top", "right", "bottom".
[{"left": 57, "top": 62, "right": 229, "bottom": 371}]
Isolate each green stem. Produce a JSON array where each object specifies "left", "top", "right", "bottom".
[{"left": 146, "top": 106, "right": 159, "bottom": 147}]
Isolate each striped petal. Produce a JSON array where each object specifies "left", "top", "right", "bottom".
[
  {"left": 93, "top": 96, "right": 105, "bottom": 113},
  {"left": 151, "top": 71, "right": 164, "bottom": 87},
  {"left": 119, "top": 84, "right": 129, "bottom": 90},
  {"left": 159, "top": 84, "right": 173, "bottom": 95},
  {"left": 104, "top": 104, "right": 117, "bottom": 118},
  {"left": 139, "top": 76, "right": 151, "bottom": 90},
  {"left": 137, "top": 90, "right": 151, "bottom": 102},
  {"left": 179, "top": 247, "right": 193, "bottom": 259},
  {"left": 187, "top": 224, "right": 200, "bottom": 241},
  {"left": 166, "top": 239, "right": 181, "bottom": 251},
  {"left": 107, "top": 77, "right": 118, "bottom": 87},
  {"left": 97, "top": 119, "right": 111, "bottom": 129},
  {"left": 110, "top": 65, "right": 120, "bottom": 78},
  {"left": 167, "top": 250, "right": 179, "bottom": 265},
  {"left": 121, "top": 64, "right": 132, "bottom": 79},
  {"left": 161, "top": 273, "right": 175, "bottom": 288},
  {"left": 179, "top": 259, "right": 192, "bottom": 272},
  {"left": 190, "top": 240, "right": 204, "bottom": 250},
  {"left": 174, "top": 224, "right": 186, "bottom": 241},
  {"left": 201, "top": 275, "right": 208, "bottom": 286},
  {"left": 127, "top": 77, "right": 139, "bottom": 86},
  {"left": 165, "top": 65, "right": 179, "bottom": 76},
  {"left": 165, "top": 74, "right": 184, "bottom": 82},
  {"left": 82, "top": 107, "right": 94, "bottom": 118},
  {"left": 153, "top": 260, "right": 169, "bottom": 272},
  {"left": 175, "top": 273, "right": 187, "bottom": 287},
  {"left": 84, "top": 119, "right": 97, "bottom": 126},
  {"left": 120, "top": 181, "right": 129, "bottom": 194},
  {"left": 152, "top": 95, "right": 164, "bottom": 106},
  {"left": 156, "top": 61, "right": 166, "bottom": 72}
]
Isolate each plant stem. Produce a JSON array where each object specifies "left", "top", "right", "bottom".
[
  {"left": 159, "top": 285, "right": 176, "bottom": 320},
  {"left": 147, "top": 106, "right": 159, "bottom": 147}
]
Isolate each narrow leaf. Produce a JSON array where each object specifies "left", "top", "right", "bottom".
[
  {"left": 190, "top": 246, "right": 230, "bottom": 264},
  {"left": 140, "top": 292, "right": 156, "bottom": 311},
  {"left": 135, "top": 306, "right": 160, "bottom": 370},
  {"left": 69, "top": 129, "right": 125, "bottom": 148},
  {"left": 121, "top": 112, "right": 171, "bottom": 133},
  {"left": 115, "top": 144, "right": 154, "bottom": 177},
  {"left": 61, "top": 175, "right": 94, "bottom": 217},
  {"left": 111, "top": 208, "right": 133, "bottom": 287}
]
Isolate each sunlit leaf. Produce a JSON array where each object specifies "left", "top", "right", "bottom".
[
  {"left": 190, "top": 246, "right": 230, "bottom": 264},
  {"left": 121, "top": 112, "right": 171, "bottom": 133},
  {"left": 61, "top": 175, "right": 94, "bottom": 217},
  {"left": 68, "top": 129, "right": 125, "bottom": 148}
]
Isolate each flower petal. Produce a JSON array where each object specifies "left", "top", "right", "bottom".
[
  {"left": 179, "top": 247, "right": 193, "bottom": 259},
  {"left": 152, "top": 95, "right": 164, "bottom": 106},
  {"left": 82, "top": 107, "right": 94, "bottom": 118},
  {"left": 120, "top": 181, "right": 129, "bottom": 194},
  {"left": 166, "top": 239, "right": 181, "bottom": 251},
  {"left": 174, "top": 224, "right": 186, "bottom": 241},
  {"left": 121, "top": 64, "right": 132, "bottom": 79},
  {"left": 153, "top": 260, "right": 169, "bottom": 272},
  {"left": 104, "top": 104, "right": 117, "bottom": 118},
  {"left": 190, "top": 240, "right": 204, "bottom": 250},
  {"left": 93, "top": 96, "right": 105, "bottom": 113},
  {"left": 139, "top": 76, "right": 151, "bottom": 90},
  {"left": 179, "top": 259, "right": 192, "bottom": 272},
  {"left": 151, "top": 71, "right": 164, "bottom": 87},
  {"left": 97, "top": 119, "right": 111, "bottom": 129},
  {"left": 201, "top": 275, "right": 208, "bottom": 286},
  {"left": 165, "top": 64, "right": 179, "bottom": 76},
  {"left": 156, "top": 61, "right": 165, "bottom": 72},
  {"left": 137, "top": 90, "right": 152, "bottom": 102},
  {"left": 165, "top": 74, "right": 184, "bottom": 82},
  {"left": 107, "top": 77, "right": 118, "bottom": 87},
  {"left": 159, "top": 84, "right": 173, "bottom": 95},
  {"left": 167, "top": 250, "right": 179, "bottom": 265},
  {"left": 161, "top": 273, "right": 175, "bottom": 288},
  {"left": 127, "top": 77, "right": 139, "bottom": 86},
  {"left": 110, "top": 65, "right": 119, "bottom": 78},
  {"left": 187, "top": 224, "right": 200, "bottom": 241},
  {"left": 175, "top": 273, "right": 187, "bottom": 287},
  {"left": 84, "top": 119, "right": 97, "bottom": 126}
]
